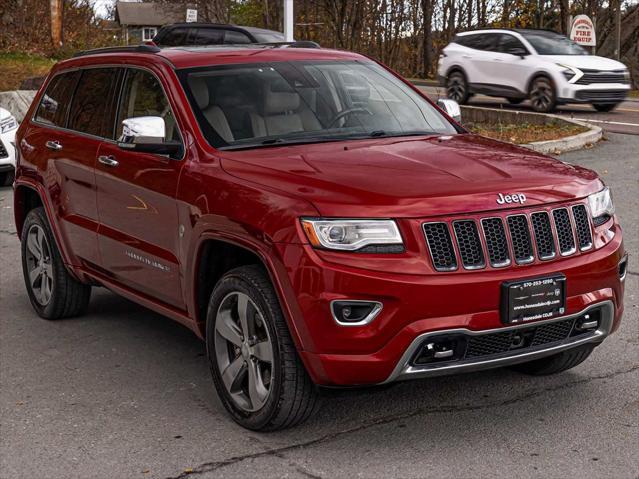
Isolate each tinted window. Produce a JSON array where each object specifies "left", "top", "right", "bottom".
[
  {"left": 224, "top": 30, "right": 252, "bottom": 44},
  {"left": 189, "top": 28, "right": 224, "bottom": 45},
  {"left": 116, "top": 69, "right": 178, "bottom": 142},
  {"left": 159, "top": 27, "right": 189, "bottom": 46},
  {"left": 67, "top": 68, "right": 119, "bottom": 137},
  {"left": 34, "top": 71, "right": 79, "bottom": 127},
  {"left": 455, "top": 33, "right": 498, "bottom": 51},
  {"left": 251, "top": 32, "right": 285, "bottom": 42},
  {"left": 499, "top": 34, "right": 528, "bottom": 54},
  {"left": 520, "top": 31, "right": 587, "bottom": 55}
]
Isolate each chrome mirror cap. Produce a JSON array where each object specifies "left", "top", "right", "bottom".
[
  {"left": 437, "top": 98, "right": 462, "bottom": 123},
  {"left": 120, "top": 116, "right": 165, "bottom": 144}
]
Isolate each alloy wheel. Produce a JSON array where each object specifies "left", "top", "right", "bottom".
[
  {"left": 530, "top": 78, "right": 555, "bottom": 112},
  {"left": 214, "top": 291, "right": 274, "bottom": 412},
  {"left": 446, "top": 73, "right": 466, "bottom": 103},
  {"left": 24, "top": 224, "right": 53, "bottom": 306}
]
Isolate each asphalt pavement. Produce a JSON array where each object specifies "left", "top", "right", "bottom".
[
  {"left": 418, "top": 85, "right": 639, "bottom": 135},
  {"left": 1, "top": 135, "right": 638, "bottom": 478}
]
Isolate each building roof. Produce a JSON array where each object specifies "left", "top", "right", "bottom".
[{"left": 115, "top": 2, "right": 184, "bottom": 27}]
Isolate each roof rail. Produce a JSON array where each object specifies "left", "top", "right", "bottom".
[
  {"left": 262, "top": 41, "right": 321, "bottom": 49},
  {"left": 73, "top": 44, "right": 161, "bottom": 58}
]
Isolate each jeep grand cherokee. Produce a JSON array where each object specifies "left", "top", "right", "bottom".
[{"left": 13, "top": 43, "right": 626, "bottom": 430}]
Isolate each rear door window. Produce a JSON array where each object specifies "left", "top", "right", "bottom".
[
  {"left": 159, "top": 27, "right": 190, "bottom": 46},
  {"left": 189, "top": 28, "right": 224, "bottom": 45},
  {"left": 34, "top": 71, "right": 80, "bottom": 127},
  {"left": 67, "top": 68, "right": 120, "bottom": 138}
]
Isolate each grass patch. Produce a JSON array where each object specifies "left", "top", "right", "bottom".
[
  {"left": 468, "top": 121, "right": 589, "bottom": 144},
  {"left": 0, "top": 52, "right": 55, "bottom": 92}
]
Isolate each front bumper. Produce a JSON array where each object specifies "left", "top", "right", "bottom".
[
  {"left": 557, "top": 83, "right": 630, "bottom": 104},
  {"left": 276, "top": 222, "right": 625, "bottom": 387},
  {"left": 0, "top": 128, "right": 17, "bottom": 169}
]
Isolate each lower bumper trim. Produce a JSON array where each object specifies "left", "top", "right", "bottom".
[{"left": 382, "top": 300, "right": 614, "bottom": 383}]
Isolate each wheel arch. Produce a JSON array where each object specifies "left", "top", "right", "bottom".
[
  {"left": 526, "top": 71, "right": 556, "bottom": 95},
  {"left": 445, "top": 64, "right": 468, "bottom": 80},
  {"left": 14, "top": 182, "right": 43, "bottom": 239}
]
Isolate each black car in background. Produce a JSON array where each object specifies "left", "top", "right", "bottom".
[{"left": 151, "top": 23, "right": 287, "bottom": 47}]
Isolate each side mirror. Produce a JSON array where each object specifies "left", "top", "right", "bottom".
[
  {"left": 118, "top": 116, "right": 182, "bottom": 156},
  {"left": 437, "top": 99, "right": 462, "bottom": 123},
  {"left": 510, "top": 47, "right": 528, "bottom": 58}
]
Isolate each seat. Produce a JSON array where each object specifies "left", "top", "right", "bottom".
[
  {"left": 189, "top": 77, "right": 234, "bottom": 142},
  {"left": 249, "top": 81, "right": 321, "bottom": 138}
]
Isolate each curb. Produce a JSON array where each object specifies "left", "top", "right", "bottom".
[{"left": 459, "top": 105, "right": 602, "bottom": 155}]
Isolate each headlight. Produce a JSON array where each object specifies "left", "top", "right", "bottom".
[
  {"left": 0, "top": 115, "right": 18, "bottom": 134},
  {"left": 588, "top": 187, "right": 614, "bottom": 223},
  {"left": 623, "top": 69, "right": 631, "bottom": 83},
  {"left": 556, "top": 63, "right": 582, "bottom": 84},
  {"left": 301, "top": 218, "right": 403, "bottom": 251}
]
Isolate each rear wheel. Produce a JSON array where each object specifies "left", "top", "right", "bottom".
[
  {"left": 446, "top": 71, "right": 470, "bottom": 104},
  {"left": 0, "top": 169, "right": 14, "bottom": 187},
  {"left": 510, "top": 344, "right": 595, "bottom": 375},
  {"left": 529, "top": 76, "right": 556, "bottom": 113},
  {"left": 21, "top": 207, "right": 91, "bottom": 319},
  {"left": 206, "top": 265, "right": 319, "bottom": 430},
  {"left": 592, "top": 103, "right": 619, "bottom": 112}
]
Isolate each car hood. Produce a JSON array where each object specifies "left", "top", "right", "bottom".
[
  {"left": 219, "top": 134, "right": 602, "bottom": 218},
  {"left": 542, "top": 55, "right": 627, "bottom": 71}
]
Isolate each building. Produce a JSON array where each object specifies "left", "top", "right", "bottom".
[{"left": 115, "top": 2, "right": 186, "bottom": 44}]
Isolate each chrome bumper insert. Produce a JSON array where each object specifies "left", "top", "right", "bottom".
[{"left": 382, "top": 301, "right": 614, "bottom": 383}]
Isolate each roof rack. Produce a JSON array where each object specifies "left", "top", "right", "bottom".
[
  {"left": 259, "top": 41, "right": 321, "bottom": 49},
  {"left": 73, "top": 44, "right": 161, "bottom": 58}
]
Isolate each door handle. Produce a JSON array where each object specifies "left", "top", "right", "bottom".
[
  {"left": 45, "top": 140, "right": 63, "bottom": 151},
  {"left": 98, "top": 155, "right": 119, "bottom": 167}
]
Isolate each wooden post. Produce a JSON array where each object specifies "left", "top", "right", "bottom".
[{"left": 50, "top": 0, "right": 63, "bottom": 48}]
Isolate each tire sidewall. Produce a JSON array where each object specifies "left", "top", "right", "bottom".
[
  {"left": 529, "top": 76, "right": 556, "bottom": 113},
  {"left": 446, "top": 70, "right": 469, "bottom": 104},
  {"left": 206, "top": 271, "right": 284, "bottom": 430}
]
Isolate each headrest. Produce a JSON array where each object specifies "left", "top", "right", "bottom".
[
  {"left": 189, "top": 77, "right": 209, "bottom": 109},
  {"left": 215, "top": 78, "right": 246, "bottom": 108},
  {"left": 262, "top": 80, "right": 300, "bottom": 115}
]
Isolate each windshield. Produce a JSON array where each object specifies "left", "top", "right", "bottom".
[
  {"left": 521, "top": 32, "right": 588, "bottom": 55},
  {"left": 178, "top": 60, "right": 457, "bottom": 150}
]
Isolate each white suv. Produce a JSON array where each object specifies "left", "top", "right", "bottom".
[
  {"left": 0, "top": 107, "right": 18, "bottom": 186},
  {"left": 438, "top": 29, "right": 631, "bottom": 113}
]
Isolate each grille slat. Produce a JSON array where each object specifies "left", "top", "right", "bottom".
[
  {"left": 553, "top": 208, "right": 576, "bottom": 255},
  {"left": 531, "top": 212, "right": 556, "bottom": 260},
  {"left": 453, "top": 220, "right": 485, "bottom": 269},
  {"left": 423, "top": 223, "right": 457, "bottom": 272},
  {"left": 481, "top": 218, "right": 510, "bottom": 267},
  {"left": 575, "top": 70, "right": 628, "bottom": 85},
  {"left": 572, "top": 205, "right": 593, "bottom": 250},
  {"left": 507, "top": 215, "right": 534, "bottom": 264}
]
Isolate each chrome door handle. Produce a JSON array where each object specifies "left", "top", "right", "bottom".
[
  {"left": 45, "top": 140, "right": 62, "bottom": 151},
  {"left": 98, "top": 155, "right": 119, "bottom": 167}
]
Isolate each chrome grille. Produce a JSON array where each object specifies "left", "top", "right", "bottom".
[
  {"left": 530, "top": 212, "right": 555, "bottom": 260},
  {"left": 453, "top": 220, "right": 485, "bottom": 269},
  {"left": 572, "top": 205, "right": 593, "bottom": 250},
  {"left": 507, "top": 215, "right": 534, "bottom": 264},
  {"left": 422, "top": 203, "right": 594, "bottom": 272},
  {"left": 553, "top": 208, "right": 576, "bottom": 255},
  {"left": 575, "top": 70, "right": 628, "bottom": 85},
  {"left": 481, "top": 218, "right": 510, "bottom": 267}
]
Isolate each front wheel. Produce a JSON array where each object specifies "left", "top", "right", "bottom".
[
  {"left": 592, "top": 103, "right": 619, "bottom": 112},
  {"left": 21, "top": 207, "right": 91, "bottom": 319},
  {"left": 529, "top": 77, "right": 557, "bottom": 113},
  {"left": 510, "top": 344, "right": 595, "bottom": 375},
  {"left": 206, "top": 265, "right": 319, "bottom": 430}
]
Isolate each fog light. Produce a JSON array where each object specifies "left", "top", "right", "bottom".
[
  {"left": 575, "top": 314, "right": 599, "bottom": 331},
  {"left": 330, "top": 300, "right": 382, "bottom": 326},
  {"left": 413, "top": 335, "right": 465, "bottom": 364}
]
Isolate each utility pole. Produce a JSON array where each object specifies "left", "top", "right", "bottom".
[
  {"left": 50, "top": 0, "right": 63, "bottom": 48},
  {"left": 614, "top": 0, "right": 621, "bottom": 60},
  {"left": 284, "top": 0, "right": 294, "bottom": 41}
]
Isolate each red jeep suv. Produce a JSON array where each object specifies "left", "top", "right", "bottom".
[{"left": 14, "top": 44, "right": 627, "bottom": 430}]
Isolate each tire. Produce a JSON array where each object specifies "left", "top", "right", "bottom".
[
  {"left": 510, "top": 344, "right": 595, "bottom": 375},
  {"left": 528, "top": 76, "right": 557, "bottom": 113},
  {"left": 592, "top": 103, "right": 619, "bottom": 112},
  {"left": 21, "top": 207, "right": 91, "bottom": 320},
  {"left": 206, "top": 265, "right": 319, "bottom": 431},
  {"left": 507, "top": 98, "right": 524, "bottom": 105},
  {"left": 0, "top": 169, "right": 14, "bottom": 187},
  {"left": 446, "top": 70, "right": 470, "bottom": 104}
]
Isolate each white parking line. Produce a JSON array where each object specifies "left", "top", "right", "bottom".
[{"left": 573, "top": 118, "right": 639, "bottom": 127}]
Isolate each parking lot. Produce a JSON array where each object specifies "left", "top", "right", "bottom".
[{"left": 0, "top": 134, "right": 637, "bottom": 478}]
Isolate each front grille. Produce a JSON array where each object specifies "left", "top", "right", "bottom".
[
  {"left": 572, "top": 205, "right": 593, "bottom": 250},
  {"left": 553, "top": 208, "right": 576, "bottom": 255},
  {"left": 0, "top": 140, "right": 7, "bottom": 159},
  {"left": 507, "top": 215, "right": 534, "bottom": 264},
  {"left": 422, "top": 202, "right": 594, "bottom": 272},
  {"left": 530, "top": 212, "right": 555, "bottom": 260},
  {"left": 575, "top": 90, "right": 628, "bottom": 101},
  {"left": 575, "top": 70, "right": 628, "bottom": 85},
  {"left": 423, "top": 222, "right": 457, "bottom": 271},
  {"left": 453, "top": 220, "right": 485, "bottom": 269}
]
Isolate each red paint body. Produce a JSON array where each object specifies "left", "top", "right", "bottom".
[{"left": 14, "top": 47, "right": 625, "bottom": 386}]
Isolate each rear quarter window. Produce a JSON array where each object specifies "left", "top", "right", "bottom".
[{"left": 34, "top": 71, "right": 80, "bottom": 127}]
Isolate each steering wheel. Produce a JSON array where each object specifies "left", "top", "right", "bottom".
[{"left": 327, "top": 107, "right": 372, "bottom": 128}]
